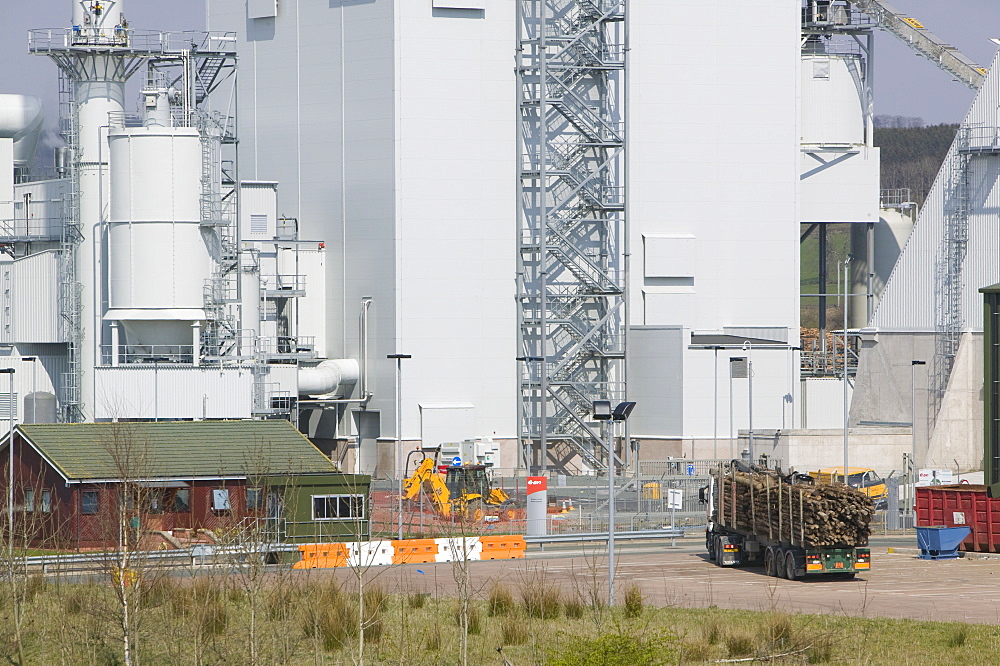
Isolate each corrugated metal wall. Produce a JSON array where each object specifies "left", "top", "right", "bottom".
[
  {"left": 0, "top": 251, "right": 60, "bottom": 343},
  {"left": 873, "top": 50, "right": 1000, "bottom": 332},
  {"left": 93, "top": 367, "right": 254, "bottom": 420}
]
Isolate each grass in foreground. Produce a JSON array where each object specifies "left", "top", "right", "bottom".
[{"left": 0, "top": 572, "right": 997, "bottom": 664}]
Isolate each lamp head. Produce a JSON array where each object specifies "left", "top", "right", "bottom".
[
  {"left": 612, "top": 401, "right": 636, "bottom": 421},
  {"left": 592, "top": 400, "right": 612, "bottom": 420}
]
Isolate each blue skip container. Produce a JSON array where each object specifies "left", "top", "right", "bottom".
[{"left": 916, "top": 525, "right": 971, "bottom": 560}]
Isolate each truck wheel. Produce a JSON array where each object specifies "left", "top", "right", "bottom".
[
  {"left": 785, "top": 552, "right": 798, "bottom": 581},
  {"left": 764, "top": 548, "right": 776, "bottom": 577},
  {"left": 775, "top": 549, "right": 788, "bottom": 579},
  {"left": 707, "top": 533, "right": 716, "bottom": 561}
]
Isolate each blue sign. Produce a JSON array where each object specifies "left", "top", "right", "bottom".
[
  {"left": 686, "top": 464, "right": 695, "bottom": 476},
  {"left": 451, "top": 456, "right": 463, "bottom": 466}
]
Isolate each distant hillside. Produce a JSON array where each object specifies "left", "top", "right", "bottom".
[{"left": 874, "top": 124, "right": 958, "bottom": 206}]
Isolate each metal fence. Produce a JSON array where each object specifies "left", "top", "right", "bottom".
[
  {"left": 369, "top": 467, "right": 712, "bottom": 539},
  {"left": 370, "top": 464, "right": 918, "bottom": 541}
]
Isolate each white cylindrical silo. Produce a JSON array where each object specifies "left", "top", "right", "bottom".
[
  {"left": 849, "top": 208, "right": 916, "bottom": 328},
  {"left": 801, "top": 53, "right": 866, "bottom": 146},
  {"left": 105, "top": 125, "right": 210, "bottom": 347},
  {"left": 0, "top": 94, "right": 44, "bottom": 171}
]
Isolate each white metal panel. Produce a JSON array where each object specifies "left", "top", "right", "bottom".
[
  {"left": 93, "top": 367, "right": 254, "bottom": 420},
  {"left": 799, "top": 149, "right": 879, "bottom": 223},
  {"left": 433, "top": 0, "right": 487, "bottom": 9},
  {"left": 13, "top": 178, "right": 67, "bottom": 239},
  {"left": 800, "top": 54, "right": 866, "bottom": 146},
  {"left": 644, "top": 234, "right": 696, "bottom": 278},
  {"left": 239, "top": 181, "right": 278, "bottom": 240},
  {"left": 873, "top": 49, "right": 1000, "bottom": 332},
  {"left": 419, "top": 403, "right": 476, "bottom": 450},
  {"left": 248, "top": 0, "right": 278, "bottom": 19},
  {"left": 1, "top": 251, "right": 60, "bottom": 344},
  {"left": 294, "top": 247, "right": 327, "bottom": 359}
]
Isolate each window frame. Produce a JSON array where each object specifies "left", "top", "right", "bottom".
[
  {"left": 23, "top": 488, "right": 34, "bottom": 513},
  {"left": 212, "top": 488, "right": 231, "bottom": 511},
  {"left": 173, "top": 488, "right": 191, "bottom": 513},
  {"left": 311, "top": 494, "right": 365, "bottom": 522},
  {"left": 246, "top": 487, "right": 263, "bottom": 512},
  {"left": 81, "top": 490, "right": 99, "bottom": 515}
]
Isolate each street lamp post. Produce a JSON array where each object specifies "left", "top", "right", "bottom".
[
  {"left": 911, "top": 360, "right": 926, "bottom": 470},
  {"left": 742, "top": 342, "right": 754, "bottom": 462},
  {"left": 593, "top": 399, "right": 635, "bottom": 607},
  {"left": 516, "top": 356, "right": 544, "bottom": 472},
  {"left": 21, "top": 358, "right": 36, "bottom": 424},
  {"left": 712, "top": 346, "right": 721, "bottom": 459},
  {"left": 0, "top": 368, "right": 14, "bottom": 554},
  {"left": 387, "top": 353, "right": 412, "bottom": 541},
  {"left": 843, "top": 257, "right": 852, "bottom": 477}
]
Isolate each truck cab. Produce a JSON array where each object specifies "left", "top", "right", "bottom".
[{"left": 810, "top": 467, "right": 887, "bottom": 509}]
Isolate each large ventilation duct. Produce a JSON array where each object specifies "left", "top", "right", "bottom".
[
  {"left": 0, "top": 94, "right": 44, "bottom": 171},
  {"left": 298, "top": 359, "right": 359, "bottom": 397}
]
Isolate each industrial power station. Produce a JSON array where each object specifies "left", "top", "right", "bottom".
[{"left": 1, "top": 0, "right": 997, "bottom": 478}]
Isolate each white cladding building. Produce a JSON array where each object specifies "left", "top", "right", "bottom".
[{"left": 205, "top": 0, "right": 803, "bottom": 467}]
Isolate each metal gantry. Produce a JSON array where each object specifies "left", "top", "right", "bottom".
[{"left": 517, "top": 0, "right": 627, "bottom": 473}]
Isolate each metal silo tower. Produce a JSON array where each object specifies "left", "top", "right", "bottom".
[{"left": 517, "top": 0, "right": 627, "bottom": 473}]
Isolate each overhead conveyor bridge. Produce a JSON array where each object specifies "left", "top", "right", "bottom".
[{"left": 846, "top": 0, "right": 987, "bottom": 89}]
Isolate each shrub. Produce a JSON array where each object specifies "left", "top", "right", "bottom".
[
  {"left": 520, "top": 581, "right": 561, "bottom": 619},
  {"left": 501, "top": 616, "right": 529, "bottom": 646},
  {"left": 488, "top": 583, "right": 515, "bottom": 617},
  {"left": 454, "top": 602, "right": 482, "bottom": 634},
  {"left": 623, "top": 584, "right": 644, "bottom": 619},
  {"left": 945, "top": 625, "right": 969, "bottom": 648},
  {"left": 548, "top": 631, "right": 676, "bottom": 666},
  {"left": 200, "top": 599, "right": 228, "bottom": 636},
  {"left": 724, "top": 630, "right": 756, "bottom": 658},
  {"left": 407, "top": 591, "right": 428, "bottom": 609},
  {"left": 564, "top": 595, "right": 585, "bottom": 619}
]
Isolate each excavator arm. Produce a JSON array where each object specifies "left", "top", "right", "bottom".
[{"left": 402, "top": 457, "right": 454, "bottom": 517}]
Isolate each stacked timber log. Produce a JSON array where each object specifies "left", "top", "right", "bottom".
[{"left": 716, "top": 469, "right": 874, "bottom": 548}]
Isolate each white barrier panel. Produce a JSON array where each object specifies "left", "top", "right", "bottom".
[
  {"left": 347, "top": 540, "right": 394, "bottom": 567},
  {"left": 434, "top": 536, "right": 481, "bottom": 563}
]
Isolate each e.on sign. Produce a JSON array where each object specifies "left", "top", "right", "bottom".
[{"left": 527, "top": 476, "right": 547, "bottom": 495}]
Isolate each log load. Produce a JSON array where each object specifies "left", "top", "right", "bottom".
[{"left": 715, "top": 469, "right": 875, "bottom": 548}]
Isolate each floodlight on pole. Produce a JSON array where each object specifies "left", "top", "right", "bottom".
[
  {"left": 594, "top": 399, "right": 635, "bottom": 607},
  {"left": 387, "top": 353, "right": 412, "bottom": 541}
]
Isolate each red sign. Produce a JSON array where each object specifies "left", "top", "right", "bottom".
[{"left": 526, "top": 476, "right": 547, "bottom": 494}]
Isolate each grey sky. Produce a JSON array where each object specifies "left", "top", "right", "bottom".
[{"left": 2, "top": 1, "right": 997, "bottom": 132}]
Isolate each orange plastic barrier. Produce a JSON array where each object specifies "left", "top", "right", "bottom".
[
  {"left": 479, "top": 535, "right": 526, "bottom": 560},
  {"left": 391, "top": 538, "right": 440, "bottom": 564},
  {"left": 293, "top": 543, "right": 349, "bottom": 569}
]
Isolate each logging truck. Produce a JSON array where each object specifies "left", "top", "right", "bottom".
[{"left": 703, "top": 462, "right": 872, "bottom": 580}]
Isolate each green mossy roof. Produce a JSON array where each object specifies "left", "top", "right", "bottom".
[{"left": 17, "top": 420, "right": 338, "bottom": 481}]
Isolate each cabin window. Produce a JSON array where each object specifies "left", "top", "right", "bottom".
[
  {"left": 212, "top": 488, "right": 231, "bottom": 511},
  {"left": 246, "top": 487, "right": 263, "bottom": 511},
  {"left": 173, "top": 489, "right": 191, "bottom": 513},
  {"left": 312, "top": 494, "right": 365, "bottom": 521}
]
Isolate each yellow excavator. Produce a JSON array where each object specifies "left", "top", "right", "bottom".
[{"left": 402, "top": 457, "right": 518, "bottom": 521}]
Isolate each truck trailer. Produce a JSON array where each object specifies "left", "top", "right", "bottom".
[{"left": 704, "top": 462, "right": 873, "bottom": 579}]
